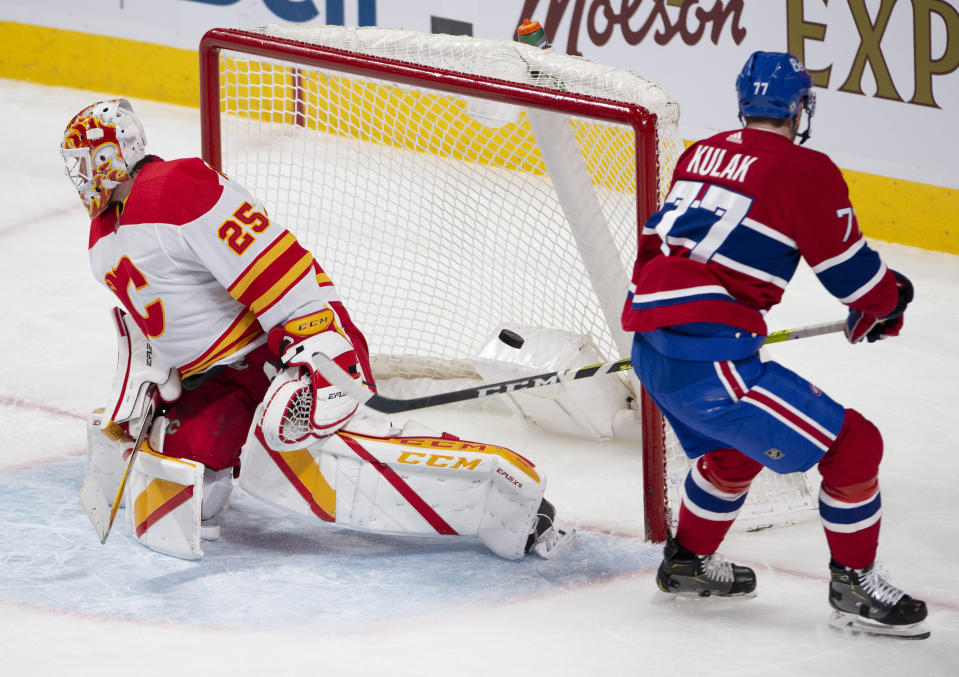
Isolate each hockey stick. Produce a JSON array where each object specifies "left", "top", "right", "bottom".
[
  {"left": 314, "top": 319, "right": 846, "bottom": 415},
  {"left": 762, "top": 319, "right": 846, "bottom": 344},
  {"left": 78, "top": 384, "right": 157, "bottom": 543}
]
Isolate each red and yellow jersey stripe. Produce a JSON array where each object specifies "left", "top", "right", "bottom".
[
  {"left": 179, "top": 307, "right": 263, "bottom": 378},
  {"left": 228, "top": 230, "right": 315, "bottom": 316}
]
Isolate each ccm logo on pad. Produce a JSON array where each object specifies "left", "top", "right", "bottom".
[{"left": 396, "top": 451, "right": 483, "bottom": 471}]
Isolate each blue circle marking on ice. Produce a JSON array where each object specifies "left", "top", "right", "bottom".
[{"left": 1, "top": 459, "right": 660, "bottom": 629}]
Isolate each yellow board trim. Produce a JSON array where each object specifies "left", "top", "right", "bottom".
[
  {"left": 3, "top": 20, "right": 955, "bottom": 254},
  {"left": 842, "top": 169, "right": 958, "bottom": 255},
  {"left": 0, "top": 21, "right": 199, "bottom": 108}
]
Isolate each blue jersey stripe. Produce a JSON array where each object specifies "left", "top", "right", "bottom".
[
  {"left": 719, "top": 227, "right": 801, "bottom": 283},
  {"left": 815, "top": 246, "right": 885, "bottom": 301}
]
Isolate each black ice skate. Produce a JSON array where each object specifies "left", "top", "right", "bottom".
[
  {"left": 828, "top": 560, "right": 930, "bottom": 639},
  {"left": 656, "top": 532, "right": 756, "bottom": 598}
]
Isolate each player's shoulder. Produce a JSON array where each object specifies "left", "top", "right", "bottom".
[
  {"left": 729, "top": 129, "right": 844, "bottom": 189},
  {"left": 777, "top": 140, "right": 846, "bottom": 193},
  {"left": 122, "top": 157, "right": 227, "bottom": 226},
  {"left": 678, "top": 128, "right": 791, "bottom": 165},
  {"left": 735, "top": 129, "right": 838, "bottom": 171},
  {"left": 684, "top": 129, "right": 754, "bottom": 153},
  {"left": 137, "top": 156, "right": 226, "bottom": 188}
]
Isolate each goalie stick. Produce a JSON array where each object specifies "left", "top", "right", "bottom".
[
  {"left": 79, "top": 384, "right": 157, "bottom": 543},
  {"left": 313, "top": 319, "right": 846, "bottom": 415}
]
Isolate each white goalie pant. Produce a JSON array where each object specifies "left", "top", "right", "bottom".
[{"left": 240, "top": 413, "right": 547, "bottom": 559}]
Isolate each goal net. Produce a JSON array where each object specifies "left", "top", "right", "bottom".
[{"left": 199, "top": 25, "right": 816, "bottom": 541}]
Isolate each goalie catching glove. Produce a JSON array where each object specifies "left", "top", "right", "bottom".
[
  {"left": 264, "top": 308, "right": 361, "bottom": 440},
  {"left": 845, "top": 270, "right": 914, "bottom": 344}
]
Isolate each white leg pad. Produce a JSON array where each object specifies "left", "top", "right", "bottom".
[
  {"left": 240, "top": 413, "right": 547, "bottom": 558},
  {"left": 475, "top": 465, "right": 544, "bottom": 560},
  {"left": 125, "top": 449, "right": 205, "bottom": 560},
  {"left": 239, "top": 410, "right": 339, "bottom": 521}
]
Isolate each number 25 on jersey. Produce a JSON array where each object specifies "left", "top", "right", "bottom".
[{"left": 218, "top": 201, "right": 271, "bottom": 255}]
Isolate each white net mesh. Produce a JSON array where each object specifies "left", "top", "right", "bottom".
[
  {"left": 214, "top": 25, "right": 683, "bottom": 372},
  {"left": 665, "top": 443, "right": 818, "bottom": 532},
  {"left": 208, "top": 25, "right": 814, "bottom": 535}
]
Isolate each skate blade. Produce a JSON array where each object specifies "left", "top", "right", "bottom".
[
  {"left": 531, "top": 524, "right": 576, "bottom": 560},
  {"left": 651, "top": 586, "right": 757, "bottom": 603},
  {"left": 828, "top": 610, "right": 931, "bottom": 640}
]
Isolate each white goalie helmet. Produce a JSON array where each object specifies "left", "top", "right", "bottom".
[{"left": 60, "top": 99, "right": 147, "bottom": 218}]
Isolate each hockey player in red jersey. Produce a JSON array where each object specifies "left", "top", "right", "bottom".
[
  {"left": 63, "top": 99, "right": 573, "bottom": 562},
  {"left": 622, "top": 52, "right": 928, "bottom": 638}
]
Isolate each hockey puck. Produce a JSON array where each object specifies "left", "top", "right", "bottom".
[{"left": 498, "top": 328, "right": 525, "bottom": 349}]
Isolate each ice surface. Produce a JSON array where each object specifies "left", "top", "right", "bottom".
[{"left": 0, "top": 79, "right": 956, "bottom": 676}]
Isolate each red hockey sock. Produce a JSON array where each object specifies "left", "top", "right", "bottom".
[
  {"left": 817, "top": 409, "right": 883, "bottom": 568},
  {"left": 675, "top": 449, "right": 763, "bottom": 555}
]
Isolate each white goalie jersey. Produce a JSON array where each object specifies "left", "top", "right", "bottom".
[{"left": 86, "top": 157, "right": 365, "bottom": 379}]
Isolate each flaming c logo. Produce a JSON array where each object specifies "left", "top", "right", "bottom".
[{"left": 104, "top": 257, "right": 165, "bottom": 338}]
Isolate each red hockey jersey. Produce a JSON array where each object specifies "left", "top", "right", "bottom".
[{"left": 622, "top": 128, "right": 899, "bottom": 337}]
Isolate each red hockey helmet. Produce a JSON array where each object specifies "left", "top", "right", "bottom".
[{"left": 61, "top": 99, "right": 147, "bottom": 218}]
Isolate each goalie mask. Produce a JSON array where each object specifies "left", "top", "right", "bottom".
[
  {"left": 61, "top": 99, "right": 147, "bottom": 218},
  {"left": 736, "top": 51, "right": 816, "bottom": 144}
]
